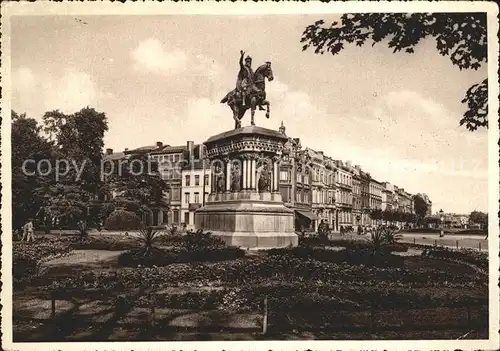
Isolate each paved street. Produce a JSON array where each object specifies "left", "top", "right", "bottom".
[
  {"left": 398, "top": 232, "right": 488, "bottom": 252},
  {"left": 330, "top": 231, "right": 489, "bottom": 252}
]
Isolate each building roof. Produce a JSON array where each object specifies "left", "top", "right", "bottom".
[
  {"left": 151, "top": 145, "right": 188, "bottom": 155},
  {"left": 124, "top": 145, "right": 163, "bottom": 155},
  {"left": 103, "top": 152, "right": 127, "bottom": 161}
]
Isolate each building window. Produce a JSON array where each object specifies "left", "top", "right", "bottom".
[
  {"left": 184, "top": 212, "right": 190, "bottom": 225},
  {"left": 194, "top": 192, "right": 200, "bottom": 203},
  {"left": 280, "top": 171, "right": 288, "bottom": 181},
  {"left": 173, "top": 210, "right": 179, "bottom": 224},
  {"left": 174, "top": 154, "right": 180, "bottom": 162},
  {"left": 172, "top": 188, "right": 180, "bottom": 201},
  {"left": 185, "top": 175, "right": 190, "bottom": 186},
  {"left": 195, "top": 175, "right": 200, "bottom": 186},
  {"left": 184, "top": 192, "right": 190, "bottom": 204},
  {"left": 204, "top": 174, "right": 209, "bottom": 186}
]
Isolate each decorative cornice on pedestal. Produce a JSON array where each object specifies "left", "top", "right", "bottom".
[
  {"left": 205, "top": 125, "right": 288, "bottom": 144},
  {"left": 206, "top": 140, "right": 284, "bottom": 159},
  {"left": 203, "top": 126, "right": 287, "bottom": 160}
]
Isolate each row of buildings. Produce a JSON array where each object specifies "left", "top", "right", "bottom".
[{"left": 104, "top": 122, "right": 433, "bottom": 232}]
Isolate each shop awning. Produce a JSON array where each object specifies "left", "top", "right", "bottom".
[{"left": 295, "top": 210, "right": 317, "bottom": 220}]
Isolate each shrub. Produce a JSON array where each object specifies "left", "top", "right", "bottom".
[
  {"left": 136, "top": 226, "right": 164, "bottom": 254},
  {"left": 118, "top": 247, "right": 179, "bottom": 267},
  {"left": 181, "top": 229, "right": 226, "bottom": 251},
  {"left": 104, "top": 210, "right": 141, "bottom": 231}
]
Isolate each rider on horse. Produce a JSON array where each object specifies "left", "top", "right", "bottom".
[
  {"left": 234, "top": 51, "right": 266, "bottom": 110},
  {"left": 236, "top": 51, "right": 254, "bottom": 107}
]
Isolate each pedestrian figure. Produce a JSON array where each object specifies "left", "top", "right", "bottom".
[
  {"left": 21, "top": 223, "right": 28, "bottom": 241},
  {"left": 24, "top": 219, "right": 35, "bottom": 242}
]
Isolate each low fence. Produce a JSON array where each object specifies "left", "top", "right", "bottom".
[{"left": 43, "top": 289, "right": 488, "bottom": 338}]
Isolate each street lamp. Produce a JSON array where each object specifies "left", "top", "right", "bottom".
[{"left": 439, "top": 209, "right": 444, "bottom": 237}]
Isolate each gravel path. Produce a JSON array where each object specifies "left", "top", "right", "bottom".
[{"left": 43, "top": 250, "right": 126, "bottom": 267}]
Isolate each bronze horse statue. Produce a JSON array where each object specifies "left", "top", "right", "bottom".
[{"left": 221, "top": 63, "right": 274, "bottom": 129}]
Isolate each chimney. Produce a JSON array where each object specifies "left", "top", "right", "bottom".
[
  {"left": 105, "top": 148, "right": 113, "bottom": 155},
  {"left": 187, "top": 141, "right": 194, "bottom": 160},
  {"left": 156, "top": 141, "right": 163, "bottom": 149},
  {"left": 124, "top": 148, "right": 129, "bottom": 152},
  {"left": 198, "top": 144, "right": 204, "bottom": 160}
]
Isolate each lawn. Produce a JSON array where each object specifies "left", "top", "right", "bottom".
[{"left": 12, "top": 234, "right": 489, "bottom": 341}]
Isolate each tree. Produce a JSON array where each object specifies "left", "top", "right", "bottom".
[
  {"left": 469, "top": 210, "right": 488, "bottom": 229},
  {"left": 301, "top": 13, "right": 488, "bottom": 131},
  {"left": 369, "top": 208, "right": 383, "bottom": 222},
  {"left": 37, "top": 107, "right": 109, "bottom": 236},
  {"left": 106, "top": 152, "right": 169, "bottom": 223},
  {"left": 382, "top": 209, "right": 395, "bottom": 223},
  {"left": 11, "top": 111, "right": 54, "bottom": 229},
  {"left": 412, "top": 194, "right": 429, "bottom": 224}
]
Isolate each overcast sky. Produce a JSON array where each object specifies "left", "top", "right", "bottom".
[{"left": 11, "top": 15, "right": 488, "bottom": 214}]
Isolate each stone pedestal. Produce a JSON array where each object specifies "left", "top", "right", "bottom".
[{"left": 195, "top": 126, "right": 298, "bottom": 249}]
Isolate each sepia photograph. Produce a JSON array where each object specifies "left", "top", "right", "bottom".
[{"left": 1, "top": 2, "right": 499, "bottom": 349}]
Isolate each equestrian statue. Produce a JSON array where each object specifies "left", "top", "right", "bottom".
[{"left": 221, "top": 50, "right": 274, "bottom": 129}]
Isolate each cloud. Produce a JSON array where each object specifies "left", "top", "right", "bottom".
[
  {"left": 12, "top": 67, "right": 36, "bottom": 93},
  {"left": 12, "top": 67, "right": 112, "bottom": 116},
  {"left": 42, "top": 70, "right": 101, "bottom": 114},
  {"left": 131, "top": 38, "right": 188, "bottom": 75}
]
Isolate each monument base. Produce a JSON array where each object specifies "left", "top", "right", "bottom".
[{"left": 194, "top": 195, "right": 298, "bottom": 249}]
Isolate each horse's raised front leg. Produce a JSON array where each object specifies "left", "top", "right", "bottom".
[{"left": 265, "top": 101, "right": 270, "bottom": 119}]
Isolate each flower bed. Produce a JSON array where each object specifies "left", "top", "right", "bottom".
[
  {"left": 421, "top": 246, "right": 488, "bottom": 271},
  {"left": 270, "top": 244, "right": 407, "bottom": 267},
  {"left": 117, "top": 246, "right": 245, "bottom": 267},
  {"left": 13, "top": 239, "right": 72, "bottom": 287},
  {"left": 44, "top": 274, "right": 487, "bottom": 318},
  {"left": 46, "top": 253, "right": 485, "bottom": 294},
  {"left": 69, "top": 236, "right": 140, "bottom": 251}
]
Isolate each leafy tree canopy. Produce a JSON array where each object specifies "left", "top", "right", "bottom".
[
  {"left": 37, "top": 107, "right": 109, "bottom": 228},
  {"left": 412, "top": 194, "right": 429, "bottom": 220},
  {"left": 301, "top": 13, "right": 488, "bottom": 131},
  {"left": 469, "top": 210, "right": 488, "bottom": 225},
  {"left": 12, "top": 111, "right": 54, "bottom": 228}
]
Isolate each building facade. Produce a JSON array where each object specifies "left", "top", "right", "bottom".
[
  {"left": 381, "top": 182, "right": 395, "bottom": 212},
  {"left": 360, "top": 171, "right": 371, "bottom": 226},
  {"left": 335, "top": 160, "right": 353, "bottom": 230},
  {"left": 279, "top": 125, "right": 315, "bottom": 231},
  {"left": 150, "top": 143, "right": 188, "bottom": 225},
  {"left": 180, "top": 143, "right": 210, "bottom": 229},
  {"left": 368, "top": 178, "right": 383, "bottom": 225},
  {"left": 351, "top": 165, "right": 362, "bottom": 229},
  {"left": 309, "top": 148, "right": 328, "bottom": 231}
]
